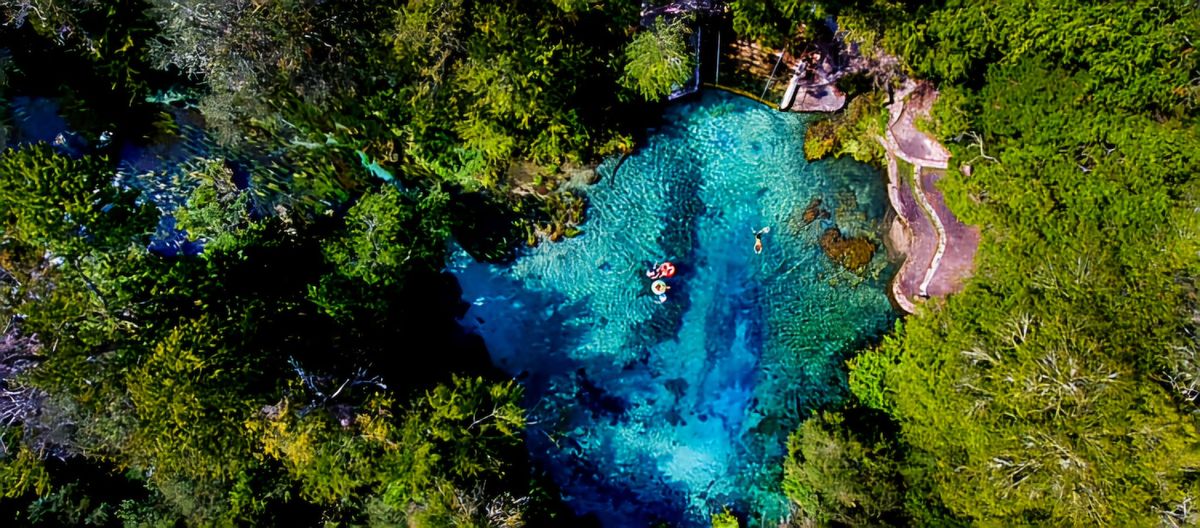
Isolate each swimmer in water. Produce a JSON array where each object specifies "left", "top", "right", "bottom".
[
  {"left": 645, "top": 261, "right": 676, "bottom": 280},
  {"left": 651, "top": 279, "right": 670, "bottom": 303},
  {"left": 753, "top": 226, "right": 770, "bottom": 254}
]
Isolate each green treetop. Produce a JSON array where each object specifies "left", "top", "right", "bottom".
[
  {"left": 321, "top": 184, "right": 451, "bottom": 288},
  {"left": 0, "top": 145, "right": 155, "bottom": 258},
  {"left": 620, "top": 17, "right": 693, "bottom": 101}
]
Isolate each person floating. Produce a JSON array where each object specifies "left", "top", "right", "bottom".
[
  {"left": 753, "top": 226, "right": 771, "bottom": 254},
  {"left": 651, "top": 279, "right": 670, "bottom": 303},
  {"left": 645, "top": 261, "right": 677, "bottom": 279}
]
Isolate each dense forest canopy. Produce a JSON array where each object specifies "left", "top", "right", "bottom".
[
  {"left": 0, "top": 0, "right": 1197, "bottom": 527},
  {"left": 0, "top": 1, "right": 650, "bottom": 525},
  {"left": 796, "top": 0, "right": 1200, "bottom": 526}
]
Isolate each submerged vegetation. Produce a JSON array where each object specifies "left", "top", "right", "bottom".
[{"left": 0, "top": 0, "right": 1197, "bottom": 527}]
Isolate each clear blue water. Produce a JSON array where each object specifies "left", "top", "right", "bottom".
[
  {"left": 465, "top": 91, "right": 897, "bottom": 526},
  {"left": 8, "top": 96, "right": 77, "bottom": 153}
]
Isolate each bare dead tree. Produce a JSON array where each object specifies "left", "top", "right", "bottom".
[
  {"left": 1159, "top": 301, "right": 1200, "bottom": 408},
  {"left": 0, "top": 322, "right": 75, "bottom": 460},
  {"left": 287, "top": 357, "right": 388, "bottom": 424},
  {"left": 1153, "top": 278, "right": 1200, "bottom": 410},
  {"left": 0, "top": 325, "right": 42, "bottom": 436},
  {"left": 0, "top": 0, "right": 105, "bottom": 50},
  {"left": 1161, "top": 496, "right": 1197, "bottom": 528},
  {"left": 955, "top": 131, "right": 1000, "bottom": 166}
]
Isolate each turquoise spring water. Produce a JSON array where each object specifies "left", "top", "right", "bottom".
[{"left": 449, "top": 91, "right": 898, "bottom": 526}]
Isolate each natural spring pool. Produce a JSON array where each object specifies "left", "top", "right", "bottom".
[{"left": 449, "top": 91, "right": 898, "bottom": 526}]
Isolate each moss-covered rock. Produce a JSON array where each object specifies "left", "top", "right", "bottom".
[
  {"left": 819, "top": 227, "right": 876, "bottom": 273},
  {"left": 803, "top": 119, "right": 838, "bottom": 160}
]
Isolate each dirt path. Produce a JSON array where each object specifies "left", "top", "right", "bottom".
[
  {"left": 878, "top": 144, "right": 934, "bottom": 313},
  {"left": 920, "top": 168, "right": 981, "bottom": 298},
  {"left": 878, "top": 81, "right": 980, "bottom": 312}
]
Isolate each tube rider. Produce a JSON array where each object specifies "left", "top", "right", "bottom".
[
  {"left": 646, "top": 261, "right": 676, "bottom": 303},
  {"left": 651, "top": 279, "right": 670, "bottom": 303},
  {"left": 645, "top": 261, "right": 676, "bottom": 280}
]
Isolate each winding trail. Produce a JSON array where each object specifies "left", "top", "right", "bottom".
[
  {"left": 911, "top": 168, "right": 947, "bottom": 297},
  {"left": 877, "top": 81, "right": 980, "bottom": 312}
]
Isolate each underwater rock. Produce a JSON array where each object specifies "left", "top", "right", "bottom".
[
  {"left": 819, "top": 227, "right": 877, "bottom": 273},
  {"left": 788, "top": 197, "right": 831, "bottom": 235},
  {"left": 802, "top": 197, "right": 830, "bottom": 225},
  {"left": 664, "top": 378, "right": 689, "bottom": 399}
]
